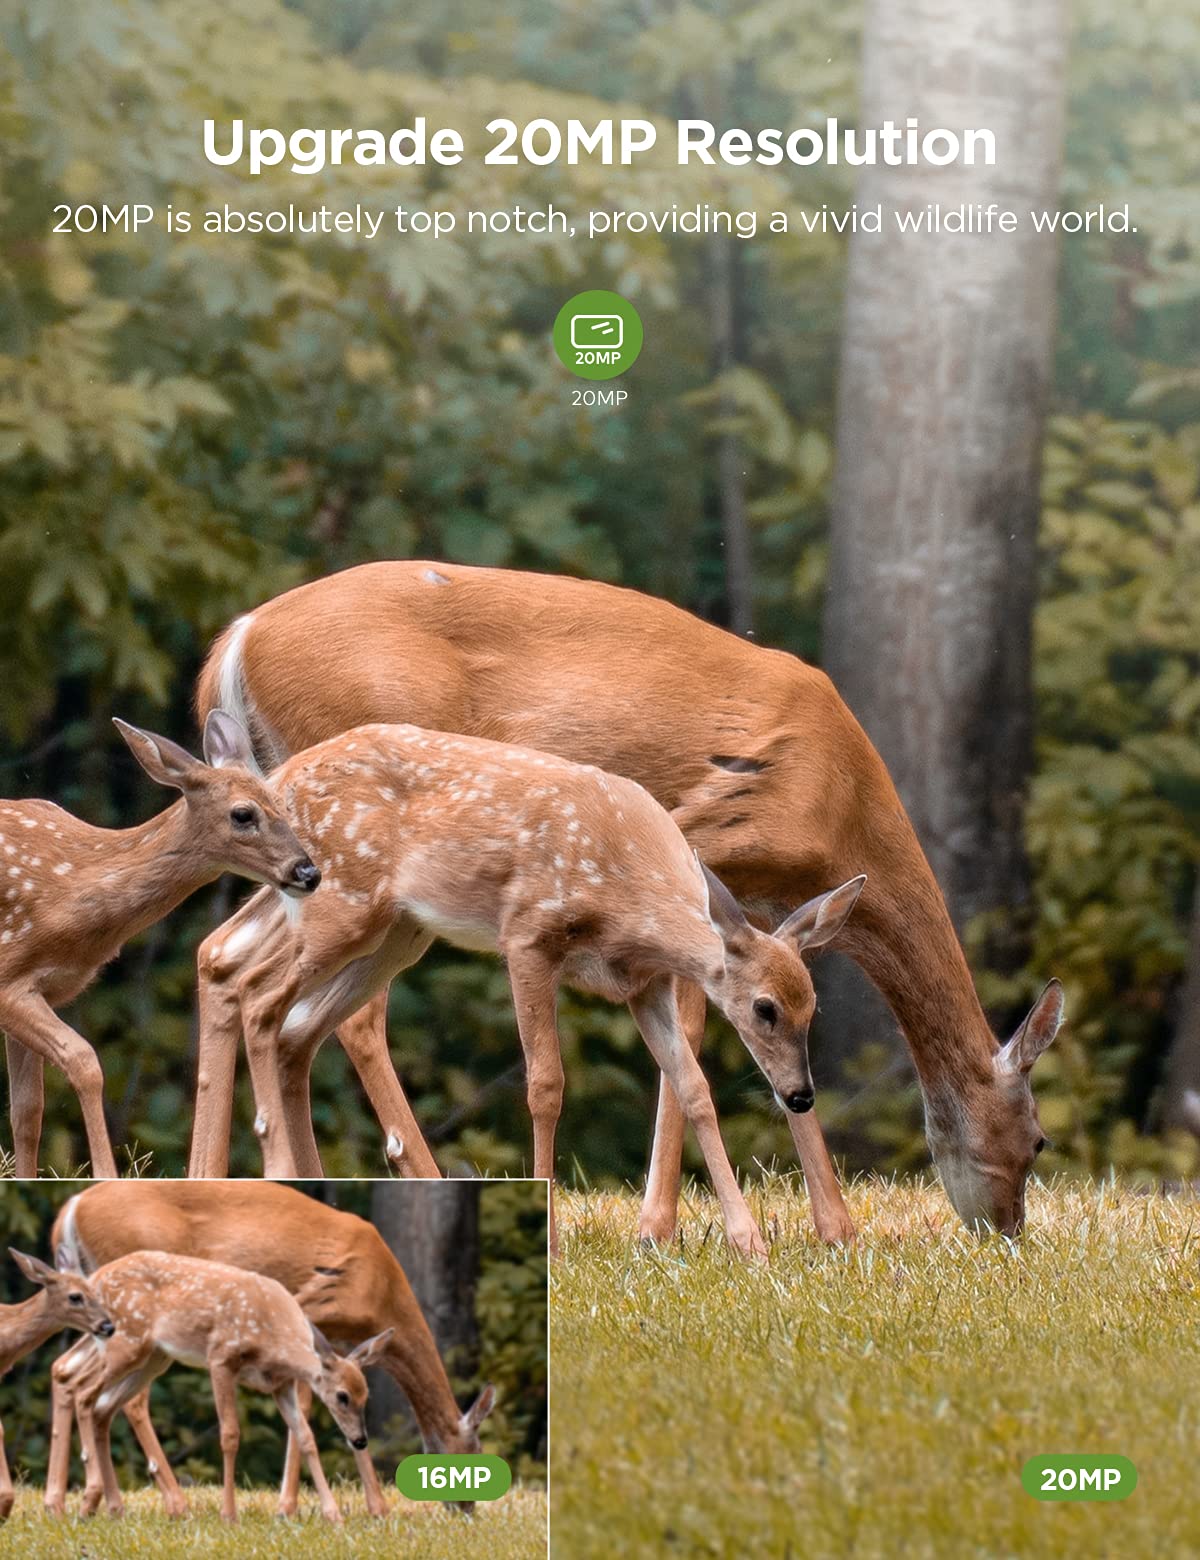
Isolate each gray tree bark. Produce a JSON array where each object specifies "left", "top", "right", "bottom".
[
  {"left": 711, "top": 232, "right": 754, "bottom": 637},
  {"left": 1160, "top": 883, "right": 1200, "bottom": 1130},
  {"left": 366, "top": 1181, "right": 481, "bottom": 1439},
  {"left": 819, "top": 0, "right": 1068, "bottom": 1079}
]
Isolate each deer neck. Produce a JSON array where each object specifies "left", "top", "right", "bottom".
[
  {"left": 88, "top": 801, "right": 214, "bottom": 943},
  {"left": 379, "top": 1315, "right": 466, "bottom": 1450},
  {"left": 0, "top": 1294, "right": 59, "bottom": 1375},
  {"left": 837, "top": 860, "right": 999, "bottom": 1105}
]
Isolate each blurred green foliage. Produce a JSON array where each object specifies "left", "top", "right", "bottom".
[
  {"left": 0, "top": 1179, "right": 546, "bottom": 1487},
  {"left": 0, "top": 0, "right": 1196, "bottom": 1183}
]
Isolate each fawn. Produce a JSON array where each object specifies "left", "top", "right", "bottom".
[
  {"left": 0, "top": 1249, "right": 114, "bottom": 1519},
  {"left": 189, "top": 722, "right": 864, "bottom": 1257},
  {"left": 0, "top": 710, "right": 319, "bottom": 1177},
  {"left": 59, "top": 1250, "right": 390, "bottom": 1524}
]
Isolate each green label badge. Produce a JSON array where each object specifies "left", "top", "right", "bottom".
[
  {"left": 553, "top": 289, "right": 643, "bottom": 379},
  {"left": 1021, "top": 1455, "right": 1137, "bottom": 1502},
  {"left": 395, "top": 1453, "right": 512, "bottom": 1501}
]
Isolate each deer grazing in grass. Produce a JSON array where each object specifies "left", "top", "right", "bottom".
[
  {"left": 46, "top": 1181, "right": 495, "bottom": 1520},
  {"left": 186, "top": 722, "right": 865, "bottom": 1256},
  {"left": 0, "top": 711, "right": 320, "bottom": 1178},
  {"left": 50, "top": 1250, "right": 387, "bottom": 1525},
  {"left": 0, "top": 1250, "right": 115, "bottom": 1520},
  {"left": 196, "top": 560, "right": 1065, "bottom": 1238}
]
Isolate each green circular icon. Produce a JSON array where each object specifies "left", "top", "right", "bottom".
[{"left": 552, "top": 289, "right": 643, "bottom": 380}]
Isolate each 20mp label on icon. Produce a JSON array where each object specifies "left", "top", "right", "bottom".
[{"left": 554, "top": 290, "right": 643, "bottom": 380}]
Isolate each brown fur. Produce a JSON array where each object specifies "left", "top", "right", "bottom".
[{"left": 195, "top": 562, "right": 1063, "bottom": 1235}]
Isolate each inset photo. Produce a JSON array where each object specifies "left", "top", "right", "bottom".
[{"left": 0, "top": 1178, "right": 547, "bottom": 1558}]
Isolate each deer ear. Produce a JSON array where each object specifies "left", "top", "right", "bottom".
[
  {"left": 113, "top": 718, "right": 201, "bottom": 791},
  {"left": 309, "top": 1322, "right": 336, "bottom": 1361},
  {"left": 696, "top": 856, "right": 750, "bottom": 947},
  {"left": 348, "top": 1328, "right": 394, "bottom": 1369},
  {"left": 462, "top": 1383, "right": 496, "bottom": 1431},
  {"left": 203, "top": 709, "right": 259, "bottom": 773},
  {"left": 775, "top": 875, "right": 866, "bottom": 953},
  {"left": 998, "top": 980, "right": 1065, "bottom": 1076},
  {"left": 10, "top": 1248, "right": 57, "bottom": 1288}
]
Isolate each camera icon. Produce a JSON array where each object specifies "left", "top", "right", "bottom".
[{"left": 570, "top": 314, "right": 623, "bottom": 351}]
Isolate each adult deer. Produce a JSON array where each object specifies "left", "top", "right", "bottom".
[
  {"left": 0, "top": 1250, "right": 114, "bottom": 1520},
  {"left": 46, "top": 1181, "right": 495, "bottom": 1520},
  {"left": 0, "top": 711, "right": 319, "bottom": 1177},
  {"left": 55, "top": 1250, "right": 384, "bottom": 1524},
  {"left": 195, "top": 561, "right": 1065, "bottom": 1238},
  {"left": 187, "top": 722, "right": 864, "bottom": 1255}
]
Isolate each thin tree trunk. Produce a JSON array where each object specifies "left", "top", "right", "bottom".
[
  {"left": 711, "top": 233, "right": 754, "bottom": 636},
  {"left": 819, "top": 0, "right": 1067, "bottom": 1080},
  {"left": 1160, "top": 881, "right": 1200, "bottom": 1130},
  {"left": 366, "top": 1182, "right": 480, "bottom": 1440}
]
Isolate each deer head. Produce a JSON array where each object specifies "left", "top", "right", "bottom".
[
  {"left": 926, "top": 980, "right": 1065, "bottom": 1236},
  {"left": 309, "top": 1325, "right": 394, "bottom": 1449},
  {"left": 699, "top": 863, "right": 866, "bottom": 1111},
  {"left": 114, "top": 710, "right": 320, "bottom": 897},
  {"left": 9, "top": 1248, "right": 115, "bottom": 1338}
]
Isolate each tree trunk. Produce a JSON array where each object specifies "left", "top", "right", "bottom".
[
  {"left": 1160, "top": 881, "right": 1200, "bottom": 1131},
  {"left": 366, "top": 1182, "right": 481, "bottom": 1439},
  {"left": 711, "top": 232, "right": 754, "bottom": 637},
  {"left": 819, "top": 0, "right": 1067, "bottom": 1082}
]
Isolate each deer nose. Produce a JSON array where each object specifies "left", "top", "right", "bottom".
[
  {"left": 291, "top": 860, "right": 321, "bottom": 893},
  {"left": 784, "top": 1088, "right": 815, "bottom": 1114},
  {"left": 97, "top": 1320, "right": 115, "bottom": 1338}
]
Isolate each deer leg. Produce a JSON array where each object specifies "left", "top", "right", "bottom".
[
  {"left": 353, "top": 1442, "right": 390, "bottom": 1519},
  {"left": 0, "top": 994, "right": 116, "bottom": 1178},
  {"left": 5, "top": 1036, "right": 45, "bottom": 1178},
  {"left": 274, "top": 1381, "right": 342, "bottom": 1524},
  {"left": 629, "top": 976, "right": 767, "bottom": 1261},
  {"left": 80, "top": 1346, "right": 163, "bottom": 1518},
  {"left": 337, "top": 990, "right": 441, "bottom": 1178},
  {"left": 91, "top": 1403, "right": 129, "bottom": 1518},
  {"left": 190, "top": 920, "right": 249, "bottom": 1178},
  {"left": 504, "top": 944, "right": 565, "bottom": 1255},
  {"left": 638, "top": 980, "right": 706, "bottom": 1245},
  {"left": 238, "top": 962, "right": 306, "bottom": 1178},
  {"left": 784, "top": 1109, "right": 856, "bottom": 1243},
  {"left": 276, "top": 1035, "right": 326, "bottom": 1179},
  {"left": 124, "top": 1389, "right": 187, "bottom": 1517},
  {"left": 209, "top": 1361, "right": 241, "bottom": 1524},
  {"left": 46, "top": 1338, "right": 94, "bottom": 1516},
  {"left": 0, "top": 1417, "right": 11, "bottom": 1521},
  {"left": 277, "top": 1379, "right": 307, "bottom": 1517}
]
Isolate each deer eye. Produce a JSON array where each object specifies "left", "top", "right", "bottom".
[
  {"left": 336, "top": 1390, "right": 350, "bottom": 1407},
  {"left": 68, "top": 1292, "right": 83, "bottom": 1305},
  {"left": 230, "top": 804, "right": 257, "bottom": 828},
  {"left": 753, "top": 998, "right": 778, "bottom": 1027},
  {"left": 1034, "top": 1137, "right": 1049, "bottom": 1156}
]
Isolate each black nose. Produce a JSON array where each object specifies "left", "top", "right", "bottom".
[
  {"left": 785, "top": 1089, "right": 815, "bottom": 1114},
  {"left": 292, "top": 860, "right": 321, "bottom": 892},
  {"left": 97, "top": 1320, "right": 115, "bottom": 1338},
  {"left": 351, "top": 1435, "right": 368, "bottom": 1451}
]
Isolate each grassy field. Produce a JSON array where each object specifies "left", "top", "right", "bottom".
[
  {"left": 0, "top": 1482, "right": 548, "bottom": 1558},
  {"left": 551, "top": 1174, "right": 1200, "bottom": 1559}
]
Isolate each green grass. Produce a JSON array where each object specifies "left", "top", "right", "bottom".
[
  {"left": 0, "top": 1482, "right": 547, "bottom": 1558},
  {"left": 551, "top": 1174, "right": 1200, "bottom": 1559}
]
